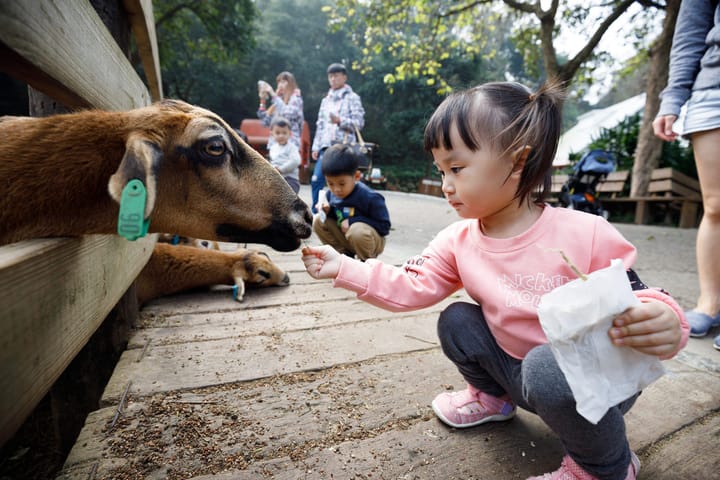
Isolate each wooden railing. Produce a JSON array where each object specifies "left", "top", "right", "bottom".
[{"left": 0, "top": 0, "right": 162, "bottom": 447}]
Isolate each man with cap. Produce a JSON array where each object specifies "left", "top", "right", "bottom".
[{"left": 310, "top": 62, "right": 366, "bottom": 213}]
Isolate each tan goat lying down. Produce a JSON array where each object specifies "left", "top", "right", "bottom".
[
  {"left": 136, "top": 243, "right": 289, "bottom": 306},
  {"left": 0, "top": 99, "right": 312, "bottom": 250}
]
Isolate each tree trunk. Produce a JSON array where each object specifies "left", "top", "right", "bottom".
[{"left": 631, "top": 0, "right": 681, "bottom": 196}]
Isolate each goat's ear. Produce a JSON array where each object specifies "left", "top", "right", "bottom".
[{"left": 108, "top": 134, "right": 162, "bottom": 218}]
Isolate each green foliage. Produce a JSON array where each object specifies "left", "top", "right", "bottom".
[
  {"left": 217, "top": 0, "right": 512, "bottom": 186},
  {"left": 152, "top": 0, "right": 257, "bottom": 110},
  {"left": 326, "top": 0, "right": 505, "bottom": 94},
  {"left": 323, "top": 0, "right": 655, "bottom": 93},
  {"left": 381, "top": 162, "right": 435, "bottom": 192},
  {"left": 147, "top": 0, "right": 668, "bottom": 195},
  {"left": 580, "top": 113, "right": 696, "bottom": 178},
  {"left": 232, "top": 0, "right": 360, "bottom": 128},
  {"left": 355, "top": 51, "right": 504, "bottom": 185},
  {"left": 660, "top": 139, "right": 697, "bottom": 178},
  {"left": 583, "top": 113, "right": 641, "bottom": 171}
]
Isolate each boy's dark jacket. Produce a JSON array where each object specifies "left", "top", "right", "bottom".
[{"left": 323, "top": 182, "right": 391, "bottom": 236}]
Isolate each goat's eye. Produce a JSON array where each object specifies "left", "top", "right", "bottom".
[{"left": 204, "top": 140, "right": 226, "bottom": 156}]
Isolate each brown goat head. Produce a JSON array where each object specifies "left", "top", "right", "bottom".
[{"left": 0, "top": 99, "right": 312, "bottom": 250}]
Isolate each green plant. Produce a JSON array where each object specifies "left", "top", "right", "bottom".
[
  {"left": 381, "top": 163, "right": 431, "bottom": 192},
  {"left": 582, "top": 113, "right": 696, "bottom": 178}
]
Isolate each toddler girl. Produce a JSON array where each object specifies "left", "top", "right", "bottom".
[{"left": 301, "top": 81, "right": 689, "bottom": 480}]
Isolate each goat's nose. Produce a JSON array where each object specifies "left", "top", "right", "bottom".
[
  {"left": 286, "top": 198, "right": 312, "bottom": 239},
  {"left": 293, "top": 198, "right": 313, "bottom": 227}
]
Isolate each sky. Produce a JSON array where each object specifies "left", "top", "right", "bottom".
[{"left": 554, "top": 2, "right": 664, "bottom": 103}]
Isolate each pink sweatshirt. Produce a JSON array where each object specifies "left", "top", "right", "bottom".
[{"left": 334, "top": 206, "right": 689, "bottom": 360}]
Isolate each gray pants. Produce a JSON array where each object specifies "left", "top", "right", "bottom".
[{"left": 437, "top": 302, "right": 638, "bottom": 480}]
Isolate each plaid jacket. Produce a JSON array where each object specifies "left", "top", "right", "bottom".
[{"left": 312, "top": 84, "right": 365, "bottom": 152}]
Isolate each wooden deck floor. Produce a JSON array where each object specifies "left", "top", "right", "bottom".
[
  {"left": 57, "top": 191, "right": 720, "bottom": 479},
  {"left": 58, "top": 246, "right": 720, "bottom": 480}
]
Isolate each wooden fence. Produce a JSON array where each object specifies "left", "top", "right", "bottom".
[{"left": 0, "top": 0, "right": 162, "bottom": 447}]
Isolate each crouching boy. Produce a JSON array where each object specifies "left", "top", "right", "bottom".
[{"left": 313, "top": 143, "right": 390, "bottom": 261}]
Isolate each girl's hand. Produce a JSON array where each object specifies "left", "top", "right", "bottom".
[
  {"left": 652, "top": 115, "right": 678, "bottom": 142},
  {"left": 301, "top": 245, "right": 343, "bottom": 279},
  {"left": 340, "top": 218, "right": 349, "bottom": 233},
  {"left": 608, "top": 300, "right": 682, "bottom": 357}
]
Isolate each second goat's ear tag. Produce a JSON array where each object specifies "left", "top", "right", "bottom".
[{"left": 117, "top": 179, "right": 150, "bottom": 241}]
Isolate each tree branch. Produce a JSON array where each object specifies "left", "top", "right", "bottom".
[
  {"left": 501, "top": 0, "right": 536, "bottom": 14},
  {"left": 559, "top": 0, "right": 636, "bottom": 82},
  {"left": 155, "top": 0, "right": 202, "bottom": 28},
  {"left": 438, "top": 0, "right": 492, "bottom": 18}
]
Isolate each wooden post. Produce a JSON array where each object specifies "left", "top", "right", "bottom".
[
  {"left": 679, "top": 201, "right": 700, "bottom": 229},
  {"left": 634, "top": 200, "right": 650, "bottom": 225},
  {"left": 6, "top": 0, "right": 138, "bottom": 461}
]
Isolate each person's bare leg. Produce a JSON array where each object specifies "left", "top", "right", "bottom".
[{"left": 691, "top": 127, "right": 720, "bottom": 317}]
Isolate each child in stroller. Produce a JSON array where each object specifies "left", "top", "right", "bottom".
[{"left": 558, "top": 149, "right": 616, "bottom": 218}]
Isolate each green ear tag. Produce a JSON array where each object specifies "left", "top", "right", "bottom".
[{"left": 117, "top": 179, "right": 150, "bottom": 241}]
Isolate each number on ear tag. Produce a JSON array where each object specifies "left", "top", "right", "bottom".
[{"left": 117, "top": 179, "right": 150, "bottom": 241}]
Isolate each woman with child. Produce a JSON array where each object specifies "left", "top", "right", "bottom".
[{"left": 257, "top": 71, "right": 304, "bottom": 150}]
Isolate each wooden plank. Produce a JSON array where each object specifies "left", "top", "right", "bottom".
[
  {"left": 122, "top": 0, "right": 163, "bottom": 101},
  {"left": 0, "top": 1, "right": 150, "bottom": 109},
  {"left": 596, "top": 180, "right": 626, "bottom": 194},
  {"left": 101, "top": 310, "right": 445, "bottom": 403},
  {"left": 131, "top": 297, "right": 453, "bottom": 348},
  {"left": 648, "top": 179, "right": 701, "bottom": 199},
  {"left": 651, "top": 167, "right": 700, "bottom": 190},
  {"left": 597, "top": 170, "right": 629, "bottom": 196},
  {"left": 139, "top": 279, "right": 360, "bottom": 315},
  {"left": 59, "top": 351, "right": 562, "bottom": 479},
  {"left": 0, "top": 234, "right": 155, "bottom": 446},
  {"left": 606, "top": 170, "right": 630, "bottom": 182},
  {"left": 58, "top": 352, "right": 720, "bottom": 479},
  {"left": 638, "top": 412, "right": 720, "bottom": 479},
  {"left": 0, "top": 42, "right": 89, "bottom": 109},
  {"left": 550, "top": 174, "right": 568, "bottom": 193}
]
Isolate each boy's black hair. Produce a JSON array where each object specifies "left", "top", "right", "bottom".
[
  {"left": 327, "top": 63, "right": 348, "bottom": 75},
  {"left": 321, "top": 143, "right": 360, "bottom": 176},
  {"left": 270, "top": 116, "right": 291, "bottom": 129}
]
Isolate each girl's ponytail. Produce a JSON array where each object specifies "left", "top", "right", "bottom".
[{"left": 519, "top": 79, "right": 567, "bottom": 205}]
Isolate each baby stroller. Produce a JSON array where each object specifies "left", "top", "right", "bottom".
[{"left": 559, "top": 149, "right": 616, "bottom": 218}]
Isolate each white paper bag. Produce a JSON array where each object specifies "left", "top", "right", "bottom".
[
  {"left": 537, "top": 259, "right": 665, "bottom": 424},
  {"left": 316, "top": 188, "right": 330, "bottom": 223}
]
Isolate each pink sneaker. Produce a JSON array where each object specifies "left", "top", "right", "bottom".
[
  {"left": 431, "top": 385, "right": 515, "bottom": 428},
  {"left": 527, "top": 452, "right": 640, "bottom": 480}
]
